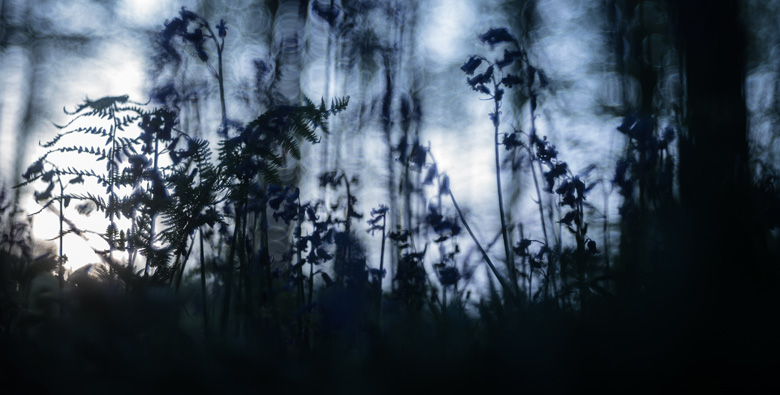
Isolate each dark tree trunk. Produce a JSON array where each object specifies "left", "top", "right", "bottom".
[
  {"left": 668, "top": 0, "right": 779, "bottom": 381},
  {"left": 674, "top": 0, "right": 769, "bottom": 309}
]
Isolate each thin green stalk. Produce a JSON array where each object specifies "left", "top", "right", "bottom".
[
  {"left": 308, "top": 253, "right": 314, "bottom": 307},
  {"left": 107, "top": 105, "right": 118, "bottom": 275},
  {"left": 519, "top": 224, "right": 530, "bottom": 300},
  {"left": 526, "top": 147, "right": 550, "bottom": 297},
  {"left": 236, "top": 259, "right": 243, "bottom": 336},
  {"left": 240, "top": 199, "right": 251, "bottom": 337},
  {"left": 524, "top": 66, "right": 556, "bottom": 302},
  {"left": 145, "top": 129, "right": 161, "bottom": 277},
  {"left": 306, "top": 244, "right": 314, "bottom": 350},
  {"left": 296, "top": 197, "right": 304, "bottom": 309},
  {"left": 199, "top": 227, "right": 209, "bottom": 337},
  {"left": 576, "top": 198, "right": 587, "bottom": 311},
  {"left": 376, "top": 212, "right": 386, "bottom": 320},
  {"left": 491, "top": 84, "right": 517, "bottom": 294},
  {"left": 447, "top": 188, "right": 511, "bottom": 295},
  {"left": 427, "top": 147, "right": 514, "bottom": 300},
  {"left": 527, "top": 122, "right": 549, "bottom": 249},
  {"left": 335, "top": 170, "right": 353, "bottom": 283},
  {"left": 343, "top": 171, "right": 352, "bottom": 238},
  {"left": 58, "top": 176, "right": 64, "bottom": 299},
  {"left": 296, "top": 197, "right": 305, "bottom": 343},
  {"left": 603, "top": 192, "right": 610, "bottom": 274},
  {"left": 260, "top": 199, "right": 272, "bottom": 301},
  {"left": 175, "top": 233, "right": 196, "bottom": 292},
  {"left": 218, "top": 49, "right": 226, "bottom": 130},
  {"left": 203, "top": 21, "right": 227, "bottom": 131},
  {"left": 220, "top": 205, "right": 241, "bottom": 336},
  {"left": 320, "top": 0, "right": 334, "bottom": 175},
  {"left": 550, "top": 199, "right": 563, "bottom": 309}
]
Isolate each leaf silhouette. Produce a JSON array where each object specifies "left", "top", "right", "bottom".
[
  {"left": 496, "top": 49, "right": 522, "bottom": 69},
  {"left": 461, "top": 56, "right": 483, "bottom": 75},
  {"left": 559, "top": 210, "right": 579, "bottom": 226},
  {"left": 587, "top": 240, "right": 599, "bottom": 255},
  {"left": 500, "top": 74, "right": 523, "bottom": 88},
  {"left": 467, "top": 65, "right": 493, "bottom": 88},
  {"left": 479, "top": 28, "right": 516, "bottom": 47},
  {"left": 216, "top": 19, "right": 228, "bottom": 38}
]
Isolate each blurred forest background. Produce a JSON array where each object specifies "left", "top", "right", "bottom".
[{"left": 2, "top": 0, "right": 780, "bottom": 392}]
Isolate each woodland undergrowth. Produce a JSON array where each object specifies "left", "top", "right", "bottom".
[{"left": 1, "top": 7, "right": 780, "bottom": 393}]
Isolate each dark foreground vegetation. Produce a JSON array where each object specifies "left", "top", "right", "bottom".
[{"left": 2, "top": 1, "right": 780, "bottom": 393}]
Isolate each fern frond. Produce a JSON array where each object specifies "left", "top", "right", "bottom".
[
  {"left": 264, "top": 151, "right": 286, "bottom": 168},
  {"left": 261, "top": 164, "right": 281, "bottom": 185},
  {"left": 63, "top": 95, "right": 130, "bottom": 115},
  {"left": 46, "top": 145, "right": 107, "bottom": 160},
  {"left": 13, "top": 177, "right": 39, "bottom": 189},
  {"left": 290, "top": 116, "right": 319, "bottom": 145},
  {"left": 330, "top": 95, "right": 350, "bottom": 113},
  {"left": 279, "top": 133, "right": 302, "bottom": 160},
  {"left": 41, "top": 127, "right": 108, "bottom": 147},
  {"left": 114, "top": 105, "right": 146, "bottom": 114},
  {"left": 54, "top": 167, "right": 108, "bottom": 185},
  {"left": 54, "top": 110, "right": 102, "bottom": 129},
  {"left": 71, "top": 192, "right": 107, "bottom": 212},
  {"left": 28, "top": 198, "right": 57, "bottom": 216}
]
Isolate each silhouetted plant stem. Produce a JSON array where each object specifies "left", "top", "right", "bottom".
[
  {"left": 320, "top": 0, "right": 333, "bottom": 176},
  {"left": 235, "top": 191, "right": 250, "bottom": 336},
  {"left": 377, "top": 212, "right": 386, "bottom": 318},
  {"left": 522, "top": 57, "right": 560, "bottom": 301},
  {"left": 221, "top": 205, "right": 241, "bottom": 336},
  {"left": 525, "top": 137, "right": 552, "bottom": 300},
  {"left": 367, "top": 204, "right": 388, "bottom": 320},
  {"left": 260, "top": 203, "right": 272, "bottom": 301},
  {"left": 175, "top": 234, "right": 196, "bottom": 292},
  {"left": 427, "top": 146, "right": 514, "bottom": 301},
  {"left": 402, "top": 156, "right": 412, "bottom": 236},
  {"left": 519, "top": 224, "right": 530, "bottom": 300},
  {"left": 333, "top": 169, "right": 354, "bottom": 282},
  {"left": 202, "top": 20, "right": 227, "bottom": 131},
  {"left": 218, "top": 52, "right": 226, "bottom": 129},
  {"left": 296, "top": 196, "right": 304, "bottom": 309},
  {"left": 575, "top": 200, "right": 583, "bottom": 310},
  {"left": 307, "top": 249, "right": 314, "bottom": 307},
  {"left": 144, "top": 128, "right": 161, "bottom": 277},
  {"left": 295, "top": 196, "right": 305, "bottom": 343},
  {"left": 107, "top": 105, "right": 119, "bottom": 274},
  {"left": 306, "top": 247, "right": 314, "bottom": 348},
  {"left": 343, "top": 172, "right": 351, "bottom": 229},
  {"left": 552, "top": 200, "right": 565, "bottom": 308},
  {"left": 199, "top": 227, "right": 209, "bottom": 337},
  {"left": 602, "top": 184, "right": 610, "bottom": 276},
  {"left": 527, "top": 148, "right": 549, "bottom": 246},
  {"left": 57, "top": 175, "right": 64, "bottom": 296},
  {"left": 381, "top": 54, "right": 398, "bottom": 291},
  {"left": 491, "top": 86, "right": 517, "bottom": 294},
  {"left": 260, "top": 196, "right": 284, "bottom": 337},
  {"left": 239, "top": 199, "right": 250, "bottom": 337},
  {"left": 447, "top": 182, "right": 510, "bottom": 295}
]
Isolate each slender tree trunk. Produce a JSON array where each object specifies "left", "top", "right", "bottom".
[
  {"left": 674, "top": 0, "right": 764, "bottom": 307},
  {"left": 381, "top": 53, "right": 399, "bottom": 289},
  {"left": 659, "top": 1, "right": 780, "bottom": 374}
]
